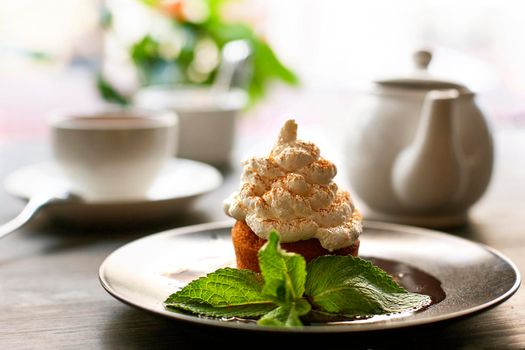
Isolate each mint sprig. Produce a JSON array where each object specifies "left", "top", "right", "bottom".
[
  {"left": 305, "top": 256, "right": 431, "bottom": 316},
  {"left": 258, "top": 299, "right": 311, "bottom": 327},
  {"left": 164, "top": 268, "right": 276, "bottom": 318},
  {"left": 164, "top": 231, "right": 431, "bottom": 327},
  {"left": 255, "top": 233, "right": 310, "bottom": 325},
  {"left": 258, "top": 231, "right": 306, "bottom": 303}
]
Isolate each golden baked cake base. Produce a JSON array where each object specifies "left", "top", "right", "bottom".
[{"left": 231, "top": 220, "right": 360, "bottom": 272}]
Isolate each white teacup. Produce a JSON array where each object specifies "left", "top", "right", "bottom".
[
  {"left": 49, "top": 108, "right": 178, "bottom": 201},
  {"left": 133, "top": 85, "right": 247, "bottom": 166}
]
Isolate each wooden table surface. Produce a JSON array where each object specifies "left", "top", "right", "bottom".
[{"left": 1, "top": 111, "right": 524, "bottom": 349}]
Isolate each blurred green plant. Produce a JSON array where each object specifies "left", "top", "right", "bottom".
[{"left": 99, "top": 0, "right": 298, "bottom": 105}]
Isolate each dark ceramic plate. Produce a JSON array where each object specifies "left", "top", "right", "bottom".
[{"left": 99, "top": 220, "right": 520, "bottom": 333}]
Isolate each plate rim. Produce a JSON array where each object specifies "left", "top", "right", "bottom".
[
  {"left": 3, "top": 158, "right": 223, "bottom": 205},
  {"left": 98, "top": 220, "right": 522, "bottom": 333}
]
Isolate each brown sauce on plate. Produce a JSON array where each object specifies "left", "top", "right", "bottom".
[{"left": 365, "top": 256, "right": 446, "bottom": 305}]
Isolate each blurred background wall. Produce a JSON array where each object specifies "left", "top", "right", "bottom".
[{"left": 1, "top": 0, "right": 525, "bottom": 142}]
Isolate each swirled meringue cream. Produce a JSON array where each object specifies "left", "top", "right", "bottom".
[{"left": 224, "top": 119, "right": 362, "bottom": 251}]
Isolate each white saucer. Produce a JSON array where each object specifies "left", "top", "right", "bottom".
[{"left": 3, "top": 159, "right": 223, "bottom": 227}]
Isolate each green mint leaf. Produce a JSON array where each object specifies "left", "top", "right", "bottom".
[
  {"left": 258, "top": 231, "right": 307, "bottom": 303},
  {"left": 164, "top": 267, "right": 277, "bottom": 318},
  {"left": 305, "top": 256, "right": 431, "bottom": 316},
  {"left": 257, "top": 299, "right": 311, "bottom": 327}
]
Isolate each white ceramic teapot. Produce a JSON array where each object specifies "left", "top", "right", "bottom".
[{"left": 344, "top": 50, "right": 494, "bottom": 228}]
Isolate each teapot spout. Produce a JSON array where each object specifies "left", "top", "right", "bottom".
[{"left": 392, "top": 89, "right": 465, "bottom": 210}]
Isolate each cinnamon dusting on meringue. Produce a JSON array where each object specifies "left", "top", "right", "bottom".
[{"left": 224, "top": 119, "right": 362, "bottom": 251}]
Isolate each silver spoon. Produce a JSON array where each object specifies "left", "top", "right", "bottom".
[
  {"left": 211, "top": 39, "right": 251, "bottom": 93},
  {"left": 0, "top": 189, "right": 80, "bottom": 239}
]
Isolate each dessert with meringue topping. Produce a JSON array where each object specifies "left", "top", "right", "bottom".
[{"left": 223, "top": 119, "right": 363, "bottom": 272}]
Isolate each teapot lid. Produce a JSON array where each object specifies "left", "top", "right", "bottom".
[{"left": 375, "top": 50, "right": 468, "bottom": 91}]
